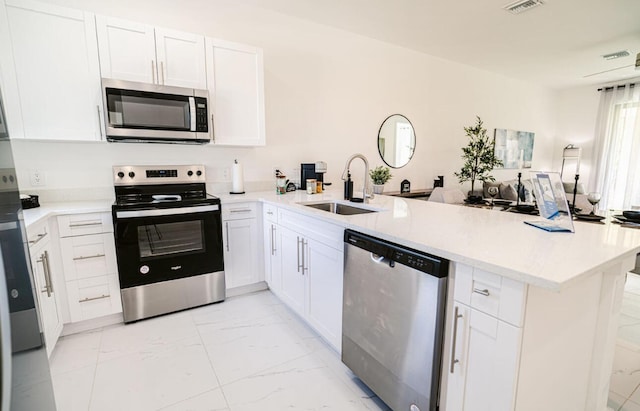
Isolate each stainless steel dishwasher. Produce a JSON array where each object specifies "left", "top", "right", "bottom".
[{"left": 342, "top": 229, "right": 449, "bottom": 411}]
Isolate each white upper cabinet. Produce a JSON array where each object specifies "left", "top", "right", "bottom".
[
  {"left": 1, "top": 0, "right": 103, "bottom": 140},
  {"left": 206, "top": 38, "right": 265, "bottom": 146},
  {"left": 96, "top": 16, "right": 207, "bottom": 89}
]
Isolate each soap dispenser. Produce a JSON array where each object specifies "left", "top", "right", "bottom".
[{"left": 344, "top": 172, "right": 353, "bottom": 200}]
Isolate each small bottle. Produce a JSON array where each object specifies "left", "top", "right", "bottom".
[
  {"left": 344, "top": 172, "right": 353, "bottom": 200},
  {"left": 316, "top": 181, "right": 323, "bottom": 193}
]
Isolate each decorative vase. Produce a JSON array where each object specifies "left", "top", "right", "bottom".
[{"left": 373, "top": 184, "right": 384, "bottom": 194}]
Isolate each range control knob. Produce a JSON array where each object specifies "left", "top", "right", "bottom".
[
  {"left": 117, "top": 171, "right": 125, "bottom": 178},
  {"left": 128, "top": 171, "right": 135, "bottom": 179},
  {"left": 187, "top": 170, "right": 194, "bottom": 177},
  {"left": 196, "top": 170, "right": 202, "bottom": 176}
]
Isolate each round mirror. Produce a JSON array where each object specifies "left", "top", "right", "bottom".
[{"left": 377, "top": 114, "right": 416, "bottom": 168}]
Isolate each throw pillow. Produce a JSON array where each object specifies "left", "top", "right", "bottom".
[
  {"left": 499, "top": 183, "right": 518, "bottom": 201},
  {"left": 483, "top": 182, "right": 501, "bottom": 199}
]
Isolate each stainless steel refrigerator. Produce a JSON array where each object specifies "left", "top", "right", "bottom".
[{"left": 0, "top": 87, "right": 57, "bottom": 410}]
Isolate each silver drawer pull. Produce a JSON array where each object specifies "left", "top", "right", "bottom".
[
  {"left": 69, "top": 221, "right": 102, "bottom": 228},
  {"left": 73, "top": 253, "right": 106, "bottom": 261},
  {"left": 79, "top": 294, "right": 110, "bottom": 303},
  {"left": 28, "top": 232, "right": 48, "bottom": 245},
  {"left": 266, "top": 211, "right": 273, "bottom": 215},
  {"left": 472, "top": 288, "right": 490, "bottom": 296},
  {"left": 450, "top": 306, "right": 463, "bottom": 373},
  {"left": 229, "top": 208, "right": 252, "bottom": 213}
]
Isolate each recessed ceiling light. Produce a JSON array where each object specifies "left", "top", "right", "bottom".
[
  {"left": 503, "top": 0, "right": 544, "bottom": 14},
  {"left": 602, "top": 50, "right": 630, "bottom": 60}
]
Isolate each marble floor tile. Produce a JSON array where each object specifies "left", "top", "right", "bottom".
[
  {"left": 98, "top": 311, "right": 200, "bottom": 363},
  {"left": 158, "top": 387, "right": 229, "bottom": 411},
  {"left": 221, "top": 354, "right": 375, "bottom": 411},
  {"left": 201, "top": 314, "right": 314, "bottom": 385},
  {"left": 621, "top": 400, "right": 640, "bottom": 411},
  {"left": 50, "top": 330, "right": 101, "bottom": 375},
  {"left": 610, "top": 343, "right": 640, "bottom": 398},
  {"left": 90, "top": 335, "right": 218, "bottom": 411},
  {"left": 51, "top": 364, "right": 95, "bottom": 411}
]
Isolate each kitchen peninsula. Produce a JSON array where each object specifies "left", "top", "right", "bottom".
[
  {"left": 229, "top": 188, "right": 640, "bottom": 411},
  {"left": 23, "top": 189, "right": 640, "bottom": 411}
]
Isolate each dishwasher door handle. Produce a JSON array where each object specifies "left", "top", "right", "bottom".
[{"left": 370, "top": 253, "right": 385, "bottom": 263}]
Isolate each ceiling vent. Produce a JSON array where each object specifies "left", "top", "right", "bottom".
[
  {"left": 602, "top": 50, "right": 630, "bottom": 60},
  {"left": 503, "top": 0, "right": 544, "bottom": 14}
]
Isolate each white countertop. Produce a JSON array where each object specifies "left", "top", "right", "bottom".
[
  {"left": 221, "top": 188, "right": 640, "bottom": 291},
  {"left": 25, "top": 189, "right": 640, "bottom": 291}
]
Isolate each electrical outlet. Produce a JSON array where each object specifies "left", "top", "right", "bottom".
[
  {"left": 222, "top": 168, "right": 230, "bottom": 181},
  {"left": 30, "top": 169, "right": 45, "bottom": 186}
]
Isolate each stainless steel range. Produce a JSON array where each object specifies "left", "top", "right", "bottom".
[{"left": 112, "top": 165, "right": 225, "bottom": 322}]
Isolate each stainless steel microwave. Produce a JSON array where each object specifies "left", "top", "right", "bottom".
[{"left": 102, "top": 78, "right": 210, "bottom": 144}]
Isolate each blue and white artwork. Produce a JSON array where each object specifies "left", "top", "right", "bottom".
[{"left": 494, "top": 128, "right": 535, "bottom": 169}]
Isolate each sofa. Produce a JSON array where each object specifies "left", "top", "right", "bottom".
[{"left": 482, "top": 180, "right": 592, "bottom": 212}]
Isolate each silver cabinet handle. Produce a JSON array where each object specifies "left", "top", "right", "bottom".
[
  {"left": 296, "top": 236, "right": 301, "bottom": 273},
  {"left": 73, "top": 253, "right": 106, "bottom": 261},
  {"left": 270, "top": 225, "right": 276, "bottom": 255},
  {"left": 472, "top": 288, "right": 490, "bottom": 297},
  {"left": 301, "top": 239, "right": 308, "bottom": 274},
  {"left": 28, "top": 231, "right": 48, "bottom": 246},
  {"left": 160, "top": 61, "right": 165, "bottom": 85},
  {"left": 229, "top": 208, "right": 252, "bottom": 213},
  {"left": 151, "top": 60, "right": 156, "bottom": 84},
  {"left": 79, "top": 294, "right": 110, "bottom": 303},
  {"left": 68, "top": 221, "right": 102, "bottom": 228},
  {"left": 96, "top": 105, "right": 103, "bottom": 139},
  {"left": 450, "top": 306, "right": 463, "bottom": 373},
  {"left": 225, "top": 222, "right": 230, "bottom": 252},
  {"left": 38, "top": 251, "right": 53, "bottom": 297},
  {"left": 266, "top": 211, "right": 273, "bottom": 215}
]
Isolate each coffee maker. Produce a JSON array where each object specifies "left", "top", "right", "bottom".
[{"left": 300, "top": 162, "right": 327, "bottom": 190}]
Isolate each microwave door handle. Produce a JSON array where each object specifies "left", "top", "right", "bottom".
[
  {"left": 189, "top": 97, "right": 196, "bottom": 131},
  {"left": 151, "top": 60, "right": 156, "bottom": 84}
]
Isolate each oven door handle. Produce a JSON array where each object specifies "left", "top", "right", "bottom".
[{"left": 115, "top": 204, "right": 219, "bottom": 219}]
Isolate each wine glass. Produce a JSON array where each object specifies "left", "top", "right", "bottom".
[
  {"left": 487, "top": 186, "right": 499, "bottom": 206},
  {"left": 587, "top": 192, "right": 601, "bottom": 215}
]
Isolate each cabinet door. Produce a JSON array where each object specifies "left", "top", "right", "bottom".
[
  {"left": 263, "top": 221, "right": 282, "bottom": 296},
  {"left": 96, "top": 15, "right": 157, "bottom": 84},
  {"left": 223, "top": 218, "right": 260, "bottom": 289},
  {"left": 4, "top": 0, "right": 103, "bottom": 140},
  {"left": 66, "top": 274, "right": 122, "bottom": 322},
  {"left": 30, "top": 242, "right": 62, "bottom": 357},
  {"left": 155, "top": 28, "right": 207, "bottom": 89},
  {"left": 279, "top": 225, "right": 305, "bottom": 316},
  {"left": 206, "top": 38, "right": 265, "bottom": 146},
  {"left": 446, "top": 303, "right": 521, "bottom": 411},
  {"left": 59, "top": 233, "right": 117, "bottom": 281},
  {"left": 306, "top": 238, "right": 343, "bottom": 351}
]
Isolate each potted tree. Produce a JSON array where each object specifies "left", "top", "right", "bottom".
[
  {"left": 369, "top": 166, "right": 392, "bottom": 194},
  {"left": 454, "top": 116, "right": 503, "bottom": 203}
]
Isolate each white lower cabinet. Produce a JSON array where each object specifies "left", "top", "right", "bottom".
[
  {"left": 222, "top": 202, "right": 262, "bottom": 290},
  {"left": 27, "top": 221, "right": 63, "bottom": 357},
  {"left": 263, "top": 204, "right": 282, "bottom": 296},
  {"left": 446, "top": 303, "right": 521, "bottom": 411},
  {"left": 57, "top": 212, "right": 121, "bottom": 322},
  {"left": 266, "top": 206, "right": 344, "bottom": 352}
]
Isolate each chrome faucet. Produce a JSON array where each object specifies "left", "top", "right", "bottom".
[{"left": 341, "top": 153, "right": 373, "bottom": 202}]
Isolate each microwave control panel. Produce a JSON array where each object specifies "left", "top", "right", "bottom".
[{"left": 195, "top": 97, "right": 208, "bottom": 133}]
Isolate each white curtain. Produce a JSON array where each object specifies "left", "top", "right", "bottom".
[{"left": 590, "top": 83, "right": 640, "bottom": 211}]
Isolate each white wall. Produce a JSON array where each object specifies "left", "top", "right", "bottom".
[{"left": 10, "top": 0, "right": 558, "bottom": 200}]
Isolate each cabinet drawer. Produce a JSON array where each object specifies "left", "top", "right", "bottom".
[
  {"left": 263, "top": 203, "right": 278, "bottom": 223},
  {"left": 66, "top": 274, "right": 122, "bottom": 322},
  {"left": 58, "top": 212, "right": 113, "bottom": 237},
  {"left": 222, "top": 202, "right": 257, "bottom": 220},
  {"left": 454, "top": 263, "right": 526, "bottom": 327},
  {"left": 27, "top": 219, "right": 50, "bottom": 247},
  {"left": 278, "top": 209, "right": 343, "bottom": 249},
  {"left": 59, "top": 233, "right": 117, "bottom": 281}
]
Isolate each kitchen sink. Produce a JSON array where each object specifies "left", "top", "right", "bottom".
[{"left": 300, "top": 201, "right": 378, "bottom": 215}]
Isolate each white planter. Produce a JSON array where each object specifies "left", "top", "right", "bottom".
[{"left": 373, "top": 184, "right": 385, "bottom": 194}]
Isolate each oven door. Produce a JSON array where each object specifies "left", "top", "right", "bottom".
[{"left": 113, "top": 204, "right": 223, "bottom": 289}]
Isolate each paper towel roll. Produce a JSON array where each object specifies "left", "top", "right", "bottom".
[{"left": 231, "top": 160, "right": 244, "bottom": 193}]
